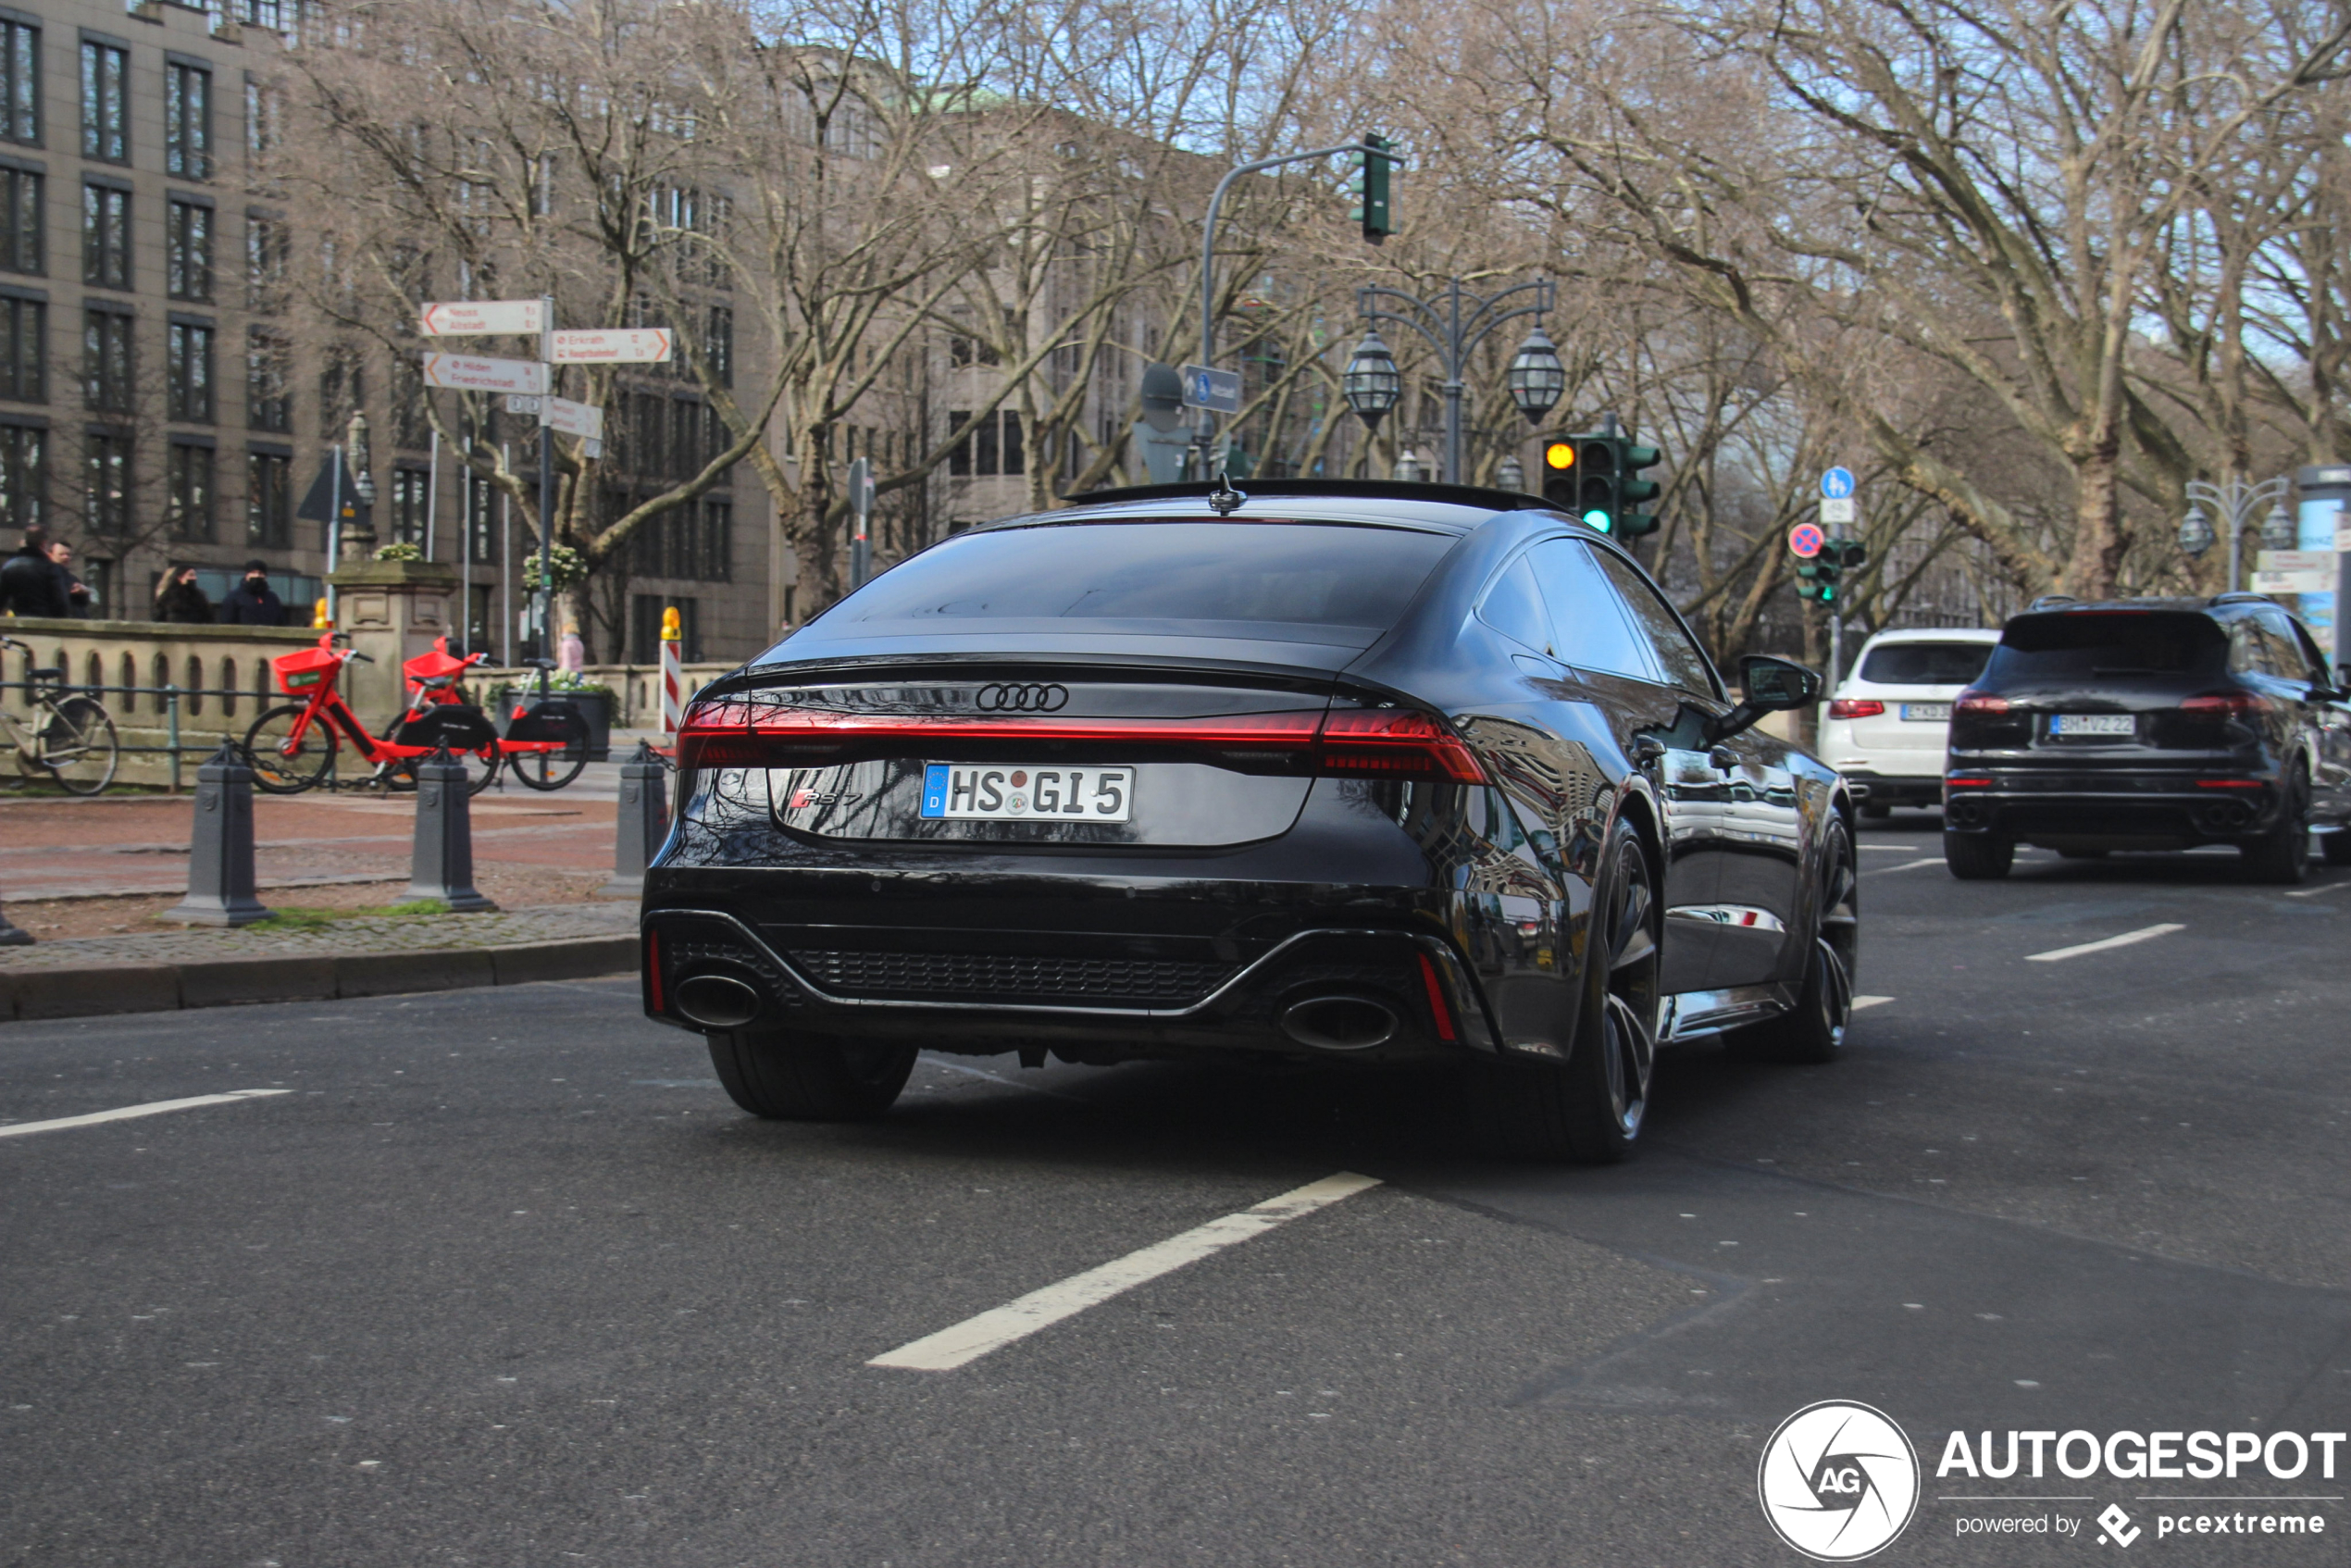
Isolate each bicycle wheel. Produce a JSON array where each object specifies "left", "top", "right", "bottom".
[
  {"left": 394, "top": 743, "right": 502, "bottom": 795},
  {"left": 36, "top": 696, "right": 118, "bottom": 795},
  {"left": 509, "top": 709, "right": 590, "bottom": 790},
  {"left": 243, "top": 703, "right": 338, "bottom": 793}
]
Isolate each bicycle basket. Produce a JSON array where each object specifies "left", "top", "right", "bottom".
[
  {"left": 273, "top": 645, "right": 342, "bottom": 694},
  {"left": 403, "top": 638, "right": 474, "bottom": 690}
]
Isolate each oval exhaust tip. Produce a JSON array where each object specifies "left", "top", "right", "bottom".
[
  {"left": 1279, "top": 996, "right": 1398, "bottom": 1052},
  {"left": 673, "top": 973, "right": 764, "bottom": 1030}
]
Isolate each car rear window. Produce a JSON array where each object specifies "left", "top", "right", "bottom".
[
  {"left": 1986, "top": 612, "right": 2225, "bottom": 679},
  {"left": 1859, "top": 641, "right": 1993, "bottom": 685},
  {"left": 811, "top": 521, "right": 1456, "bottom": 642}
]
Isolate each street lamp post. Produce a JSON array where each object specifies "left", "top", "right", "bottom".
[
  {"left": 1345, "top": 279, "right": 1560, "bottom": 484},
  {"left": 2178, "top": 475, "right": 2292, "bottom": 592}
]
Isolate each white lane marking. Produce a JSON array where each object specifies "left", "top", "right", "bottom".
[
  {"left": 2284, "top": 880, "right": 2347, "bottom": 899},
  {"left": 867, "top": 1171, "right": 1381, "bottom": 1372},
  {"left": 1856, "top": 844, "right": 1921, "bottom": 852},
  {"left": 1868, "top": 858, "right": 1945, "bottom": 874},
  {"left": 2023, "top": 923, "right": 2186, "bottom": 964},
  {"left": 0, "top": 1089, "right": 292, "bottom": 1139},
  {"left": 1851, "top": 995, "right": 1896, "bottom": 1012}
]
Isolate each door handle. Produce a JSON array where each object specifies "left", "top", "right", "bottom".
[{"left": 1709, "top": 745, "right": 1738, "bottom": 772}]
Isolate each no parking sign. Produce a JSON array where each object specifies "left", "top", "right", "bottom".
[{"left": 1787, "top": 522, "right": 1824, "bottom": 558}]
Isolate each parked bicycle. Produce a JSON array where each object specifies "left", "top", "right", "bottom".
[
  {"left": 241, "top": 633, "right": 589, "bottom": 795},
  {"left": 1, "top": 635, "right": 118, "bottom": 794}
]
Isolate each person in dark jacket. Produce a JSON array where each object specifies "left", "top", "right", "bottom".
[
  {"left": 48, "top": 541, "right": 92, "bottom": 617},
  {"left": 218, "top": 560, "right": 286, "bottom": 627},
  {"left": 154, "top": 564, "right": 214, "bottom": 624},
  {"left": 0, "top": 526, "right": 69, "bottom": 618}
]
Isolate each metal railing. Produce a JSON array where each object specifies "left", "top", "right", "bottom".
[{"left": 4, "top": 673, "right": 266, "bottom": 791}]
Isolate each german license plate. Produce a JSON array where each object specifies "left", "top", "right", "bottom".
[
  {"left": 920, "top": 764, "right": 1133, "bottom": 822},
  {"left": 1900, "top": 703, "right": 1950, "bottom": 722},
  {"left": 2053, "top": 713, "right": 2134, "bottom": 736}
]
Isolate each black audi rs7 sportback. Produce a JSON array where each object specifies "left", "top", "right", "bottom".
[{"left": 641, "top": 479, "right": 1858, "bottom": 1161}]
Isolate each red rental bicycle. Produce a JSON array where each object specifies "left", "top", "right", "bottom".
[{"left": 241, "top": 634, "right": 587, "bottom": 795}]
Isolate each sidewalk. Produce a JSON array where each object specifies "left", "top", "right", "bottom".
[{"left": 0, "top": 902, "right": 639, "bottom": 1023}]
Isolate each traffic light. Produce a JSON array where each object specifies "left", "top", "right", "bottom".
[
  {"left": 1794, "top": 541, "right": 1865, "bottom": 604},
  {"left": 1536, "top": 429, "right": 1665, "bottom": 537},
  {"left": 1349, "top": 135, "right": 1398, "bottom": 245}
]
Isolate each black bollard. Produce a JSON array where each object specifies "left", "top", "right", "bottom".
[
  {"left": 0, "top": 890, "right": 31, "bottom": 945},
  {"left": 160, "top": 743, "right": 274, "bottom": 927},
  {"left": 599, "top": 740, "right": 672, "bottom": 899},
  {"left": 399, "top": 747, "right": 496, "bottom": 913}
]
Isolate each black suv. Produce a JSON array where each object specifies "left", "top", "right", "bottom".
[{"left": 1943, "top": 594, "right": 2351, "bottom": 881}]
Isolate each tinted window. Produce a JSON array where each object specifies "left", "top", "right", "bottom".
[
  {"left": 1987, "top": 612, "right": 2225, "bottom": 680},
  {"left": 1477, "top": 555, "right": 1555, "bottom": 654},
  {"left": 2259, "top": 611, "right": 2320, "bottom": 681},
  {"left": 1587, "top": 546, "right": 1718, "bottom": 697},
  {"left": 1528, "top": 539, "right": 1655, "bottom": 680},
  {"left": 820, "top": 522, "right": 1455, "bottom": 642},
  {"left": 1859, "top": 641, "right": 1993, "bottom": 686}
]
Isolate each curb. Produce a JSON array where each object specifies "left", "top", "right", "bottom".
[{"left": 0, "top": 934, "right": 638, "bottom": 1023}]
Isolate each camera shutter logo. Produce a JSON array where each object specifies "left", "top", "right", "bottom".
[
  {"left": 1758, "top": 1400, "right": 1921, "bottom": 1561},
  {"left": 975, "top": 683, "right": 1068, "bottom": 713}
]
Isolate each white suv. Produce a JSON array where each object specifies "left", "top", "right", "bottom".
[{"left": 1822, "top": 628, "right": 2001, "bottom": 816}]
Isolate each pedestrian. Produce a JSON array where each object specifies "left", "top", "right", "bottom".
[
  {"left": 154, "top": 564, "right": 214, "bottom": 624},
  {"left": 218, "top": 560, "right": 287, "bottom": 626},
  {"left": 558, "top": 621, "right": 586, "bottom": 674},
  {"left": 0, "top": 525, "right": 68, "bottom": 617},
  {"left": 46, "top": 540, "right": 92, "bottom": 617}
]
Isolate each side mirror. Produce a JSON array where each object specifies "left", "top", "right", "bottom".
[{"left": 1705, "top": 654, "right": 1823, "bottom": 744}]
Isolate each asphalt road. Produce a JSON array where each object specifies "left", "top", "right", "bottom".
[{"left": 4, "top": 813, "right": 2347, "bottom": 1567}]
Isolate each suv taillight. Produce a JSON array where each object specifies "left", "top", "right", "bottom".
[
  {"left": 1827, "top": 699, "right": 1884, "bottom": 719},
  {"left": 1954, "top": 690, "right": 2009, "bottom": 714},
  {"left": 2180, "top": 691, "right": 2270, "bottom": 717}
]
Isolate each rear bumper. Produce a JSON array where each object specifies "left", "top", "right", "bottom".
[
  {"left": 1941, "top": 771, "right": 2280, "bottom": 845},
  {"left": 1836, "top": 771, "right": 1943, "bottom": 806},
  {"left": 639, "top": 902, "right": 1505, "bottom": 1066}
]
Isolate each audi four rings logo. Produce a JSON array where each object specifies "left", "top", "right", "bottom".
[
  {"left": 976, "top": 683, "right": 1069, "bottom": 713},
  {"left": 1759, "top": 1400, "right": 1922, "bottom": 1561}
]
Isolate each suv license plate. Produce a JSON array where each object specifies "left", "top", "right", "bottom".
[
  {"left": 1900, "top": 703, "right": 1951, "bottom": 721},
  {"left": 921, "top": 764, "right": 1133, "bottom": 822},
  {"left": 2053, "top": 713, "right": 2135, "bottom": 737}
]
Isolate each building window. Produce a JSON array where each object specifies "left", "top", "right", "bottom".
[
  {"left": 244, "top": 215, "right": 287, "bottom": 312},
  {"left": 947, "top": 409, "right": 1023, "bottom": 477},
  {"left": 392, "top": 355, "right": 428, "bottom": 449},
  {"left": 0, "top": 424, "right": 42, "bottom": 529},
  {"left": 80, "top": 42, "right": 126, "bottom": 164},
  {"left": 0, "top": 295, "right": 43, "bottom": 402},
  {"left": 0, "top": 166, "right": 40, "bottom": 274},
  {"left": 390, "top": 467, "right": 428, "bottom": 545},
  {"left": 239, "top": 0, "right": 284, "bottom": 32},
  {"left": 246, "top": 450, "right": 290, "bottom": 547},
  {"left": 82, "top": 307, "right": 132, "bottom": 413},
  {"left": 168, "top": 321, "right": 214, "bottom": 422},
  {"left": 0, "top": 20, "right": 36, "bottom": 147},
  {"left": 168, "top": 201, "right": 212, "bottom": 301},
  {"left": 466, "top": 470, "right": 496, "bottom": 563},
  {"left": 168, "top": 441, "right": 212, "bottom": 541},
  {"left": 245, "top": 329, "right": 289, "bottom": 432},
  {"left": 706, "top": 305, "right": 733, "bottom": 387},
  {"left": 166, "top": 62, "right": 211, "bottom": 180},
  {"left": 703, "top": 498, "right": 732, "bottom": 583},
  {"left": 85, "top": 429, "right": 130, "bottom": 535},
  {"left": 318, "top": 346, "right": 362, "bottom": 436},
  {"left": 82, "top": 183, "right": 129, "bottom": 290}
]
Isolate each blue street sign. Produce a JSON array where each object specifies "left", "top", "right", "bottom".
[
  {"left": 1821, "top": 467, "right": 1856, "bottom": 500},
  {"left": 1182, "top": 364, "right": 1243, "bottom": 415}
]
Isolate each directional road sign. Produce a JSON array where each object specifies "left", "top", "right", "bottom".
[
  {"left": 419, "top": 299, "right": 547, "bottom": 337},
  {"left": 1820, "top": 467, "right": 1856, "bottom": 500},
  {"left": 549, "top": 329, "right": 673, "bottom": 365},
  {"left": 1181, "top": 364, "right": 1242, "bottom": 415},
  {"left": 2258, "top": 550, "right": 2332, "bottom": 575},
  {"left": 504, "top": 394, "right": 604, "bottom": 440},
  {"left": 420, "top": 352, "right": 548, "bottom": 394},
  {"left": 2253, "top": 569, "right": 2333, "bottom": 594},
  {"left": 1787, "top": 521, "right": 1824, "bottom": 558},
  {"left": 1819, "top": 496, "right": 1856, "bottom": 525}
]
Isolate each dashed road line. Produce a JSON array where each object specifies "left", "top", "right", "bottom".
[
  {"left": 2284, "top": 880, "right": 2348, "bottom": 899},
  {"left": 867, "top": 1172, "right": 1381, "bottom": 1372},
  {"left": 1852, "top": 995, "right": 1896, "bottom": 1011},
  {"left": 0, "top": 1089, "right": 292, "bottom": 1139},
  {"left": 2023, "top": 924, "right": 2186, "bottom": 964},
  {"left": 1869, "top": 858, "right": 1946, "bottom": 874}
]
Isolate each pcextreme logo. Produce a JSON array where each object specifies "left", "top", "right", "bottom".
[{"left": 1760, "top": 1400, "right": 1923, "bottom": 1561}]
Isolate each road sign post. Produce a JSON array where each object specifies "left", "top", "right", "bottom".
[{"left": 848, "top": 456, "right": 876, "bottom": 590}]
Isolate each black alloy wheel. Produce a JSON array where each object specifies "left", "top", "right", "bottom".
[
  {"left": 1944, "top": 829, "right": 2014, "bottom": 879},
  {"left": 1470, "top": 817, "right": 1661, "bottom": 1163},
  {"left": 2242, "top": 765, "right": 2310, "bottom": 885},
  {"left": 708, "top": 1028, "right": 919, "bottom": 1121},
  {"left": 1735, "top": 818, "right": 1857, "bottom": 1064}
]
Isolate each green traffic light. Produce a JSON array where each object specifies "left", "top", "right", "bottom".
[{"left": 1582, "top": 508, "right": 1612, "bottom": 531}]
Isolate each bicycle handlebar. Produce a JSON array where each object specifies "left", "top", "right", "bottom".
[
  {"left": 0, "top": 635, "right": 27, "bottom": 653},
  {"left": 522, "top": 657, "right": 560, "bottom": 671},
  {"left": 345, "top": 651, "right": 376, "bottom": 664}
]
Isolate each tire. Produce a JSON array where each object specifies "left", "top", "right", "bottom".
[
  {"left": 389, "top": 744, "right": 502, "bottom": 796},
  {"left": 1468, "top": 817, "right": 1660, "bottom": 1163},
  {"left": 508, "top": 707, "right": 590, "bottom": 791},
  {"left": 35, "top": 696, "right": 118, "bottom": 795},
  {"left": 1944, "top": 830, "right": 2013, "bottom": 879},
  {"left": 242, "top": 703, "right": 338, "bottom": 793},
  {"left": 2241, "top": 767, "right": 2310, "bottom": 885},
  {"left": 707, "top": 1029, "right": 917, "bottom": 1121},
  {"left": 1731, "top": 819, "right": 1857, "bottom": 1064}
]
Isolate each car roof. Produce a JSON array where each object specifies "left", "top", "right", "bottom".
[
  {"left": 1860, "top": 626, "right": 2001, "bottom": 644},
  {"left": 1020, "top": 479, "right": 1554, "bottom": 537},
  {"left": 2015, "top": 596, "right": 2283, "bottom": 618}
]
